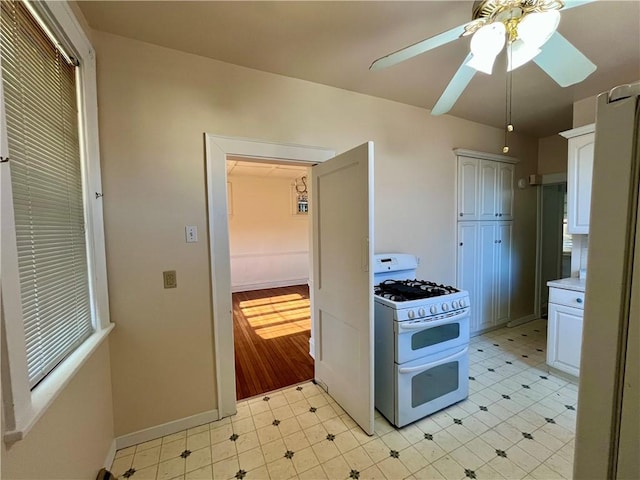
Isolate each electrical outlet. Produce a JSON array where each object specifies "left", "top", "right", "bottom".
[{"left": 163, "top": 270, "right": 177, "bottom": 289}]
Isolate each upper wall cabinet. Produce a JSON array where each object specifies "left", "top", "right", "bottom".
[
  {"left": 560, "top": 124, "right": 595, "bottom": 234},
  {"left": 455, "top": 149, "right": 516, "bottom": 221}
]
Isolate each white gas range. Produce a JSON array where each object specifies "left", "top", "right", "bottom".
[{"left": 374, "top": 253, "right": 470, "bottom": 428}]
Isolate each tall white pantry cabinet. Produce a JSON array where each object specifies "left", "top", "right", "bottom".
[{"left": 455, "top": 149, "right": 517, "bottom": 334}]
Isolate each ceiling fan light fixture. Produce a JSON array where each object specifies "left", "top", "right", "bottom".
[
  {"left": 467, "top": 22, "right": 506, "bottom": 74},
  {"left": 507, "top": 39, "right": 541, "bottom": 71},
  {"left": 517, "top": 10, "right": 560, "bottom": 48}
]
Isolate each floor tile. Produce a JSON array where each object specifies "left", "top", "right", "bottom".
[
  {"left": 111, "top": 320, "right": 579, "bottom": 480},
  {"left": 291, "top": 446, "right": 321, "bottom": 474},
  {"left": 185, "top": 447, "right": 212, "bottom": 474},
  {"left": 320, "top": 454, "right": 350, "bottom": 479},
  {"left": 237, "top": 446, "right": 265, "bottom": 471},
  {"left": 397, "top": 445, "right": 428, "bottom": 474},
  {"left": 343, "top": 445, "right": 374, "bottom": 472},
  {"left": 184, "top": 464, "right": 213, "bottom": 480},
  {"left": 132, "top": 464, "right": 160, "bottom": 479},
  {"left": 211, "top": 456, "right": 240, "bottom": 480},
  {"left": 157, "top": 457, "right": 186, "bottom": 480},
  {"left": 133, "top": 446, "right": 162, "bottom": 469},
  {"left": 376, "top": 456, "right": 411, "bottom": 480}
]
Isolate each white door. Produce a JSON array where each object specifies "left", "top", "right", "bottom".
[
  {"left": 498, "top": 163, "right": 514, "bottom": 220},
  {"left": 479, "top": 161, "right": 498, "bottom": 220},
  {"left": 457, "top": 222, "right": 479, "bottom": 331},
  {"left": 458, "top": 157, "right": 479, "bottom": 220},
  {"left": 495, "top": 222, "right": 512, "bottom": 324},
  {"left": 478, "top": 222, "right": 497, "bottom": 331},
  {"left": 312, "top": 142, "right": 374, "bottom": 435},
  {"left": 547, "top": 303, "right": 583, "bottom": 376},
  {"left": 567, "top": 132, "right": 594, "bottom": 234}
]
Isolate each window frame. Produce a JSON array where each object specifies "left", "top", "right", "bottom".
[{"left": 1, "top": 0, "right": 112, "bottom": 443}]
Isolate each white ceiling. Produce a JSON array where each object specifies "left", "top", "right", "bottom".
[
  {"left": 227, "top": 157, "right": 308, "bottom": 179},
  {"left": 77, "top": 1, "right": 640, "bottom": 138}
]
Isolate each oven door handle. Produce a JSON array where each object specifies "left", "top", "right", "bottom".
[
  {"left": 398, "top": 347, "right": 468, "bottom": 374},
  {"left": 397, "top": 310, "right": 468, "bottom": 331}
]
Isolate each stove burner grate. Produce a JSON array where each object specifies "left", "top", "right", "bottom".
[{"left": 374, "top": 279, "right": 459, "bottom": 302}]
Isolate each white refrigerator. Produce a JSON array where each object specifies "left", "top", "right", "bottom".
[{"left": 573, "top": 82, "right": 639, "bottom": 479}]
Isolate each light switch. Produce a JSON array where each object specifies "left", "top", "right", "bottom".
[{"left": 185, "top": 225, "right": 198, "bottom": 243}]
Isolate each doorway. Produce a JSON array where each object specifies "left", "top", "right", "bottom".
[
  {"left": 205, "top": 134, "right": 335, "bottom": 418},
  {"left": 539, "top": 182, "right": 571, "bottom": 317},
  {"left": 226, "top": 158, "right": 314, "bottom": 399},
  {"left": 206, "top": 135, "right": 375, "bottom": 435}
]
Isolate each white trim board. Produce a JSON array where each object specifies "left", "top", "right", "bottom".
[
  {"left": 205, "top": 134, "right": 334, "bottom": 419},
  {"left": 453, "top": 148, "right": 519, "bottom": 164},
  {"left": 115, "top": 409, "right": 220, "bottom": 450},
  {"left": 103, "top": 440, "right": 117, "bottom": 471}
]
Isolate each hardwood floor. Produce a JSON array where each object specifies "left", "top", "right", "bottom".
[{"left": 233, "top": 284, "right": 314, "bottom": 400}]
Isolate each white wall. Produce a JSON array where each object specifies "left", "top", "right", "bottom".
[
  {"left": 538, "top": 134, "right": 568, "bottom": 175},
  {"left": 228, "top": 174, "right": 309, "bottom": 291},
  {"left": 1, "top": 342, "right": 114, "bottom": 479},
  {"left": 92, "top": 30, "right": 540, "bottom": 437}
]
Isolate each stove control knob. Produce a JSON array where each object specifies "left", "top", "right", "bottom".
[
  {"left": 418, "top": 308, "right": 426, "bottom": 317},
  {"left": 430, "top": 305, "right": 438, "bottom": 315},
  {"left": 408, "top": 310, "right": 415, "bottom": 319},
  {"left": 459, "top": 298, "right": 466, "bottom": 307},
  {"left": 452, "top": 300, "right": 459, "bottom": 309},
  {"left": 442, "top": 303, "right": 449, "bottom": 312}
]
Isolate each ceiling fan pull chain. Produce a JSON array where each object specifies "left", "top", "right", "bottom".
[{"left": 503, "top": 41, "right": 514, "bottom": 154}]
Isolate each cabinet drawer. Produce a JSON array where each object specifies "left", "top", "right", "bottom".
[{"left": 549, "top": 287, "right": 585, "bottom": 309}]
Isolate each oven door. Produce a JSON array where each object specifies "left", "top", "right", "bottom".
[
  {"left": 395, "top": 311, "right": 469, "bottom": 364},
  {"left": 394, "top": 345, "right": 469, "bottom": 428}
]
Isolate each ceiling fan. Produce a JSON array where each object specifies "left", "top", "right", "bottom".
[{"left": 370, "top": 0, "right": 597, "bottom": 116}]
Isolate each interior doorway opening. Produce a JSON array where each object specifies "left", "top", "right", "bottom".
[
  {"left": 226, "top": 157, "right": 314, "bottom": 399},
  {"left": 539, "top": 181, "right": 571, "bottom": 317}
]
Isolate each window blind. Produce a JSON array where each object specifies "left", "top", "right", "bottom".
[{"left": 1, "top": 0, "right": 93, "bottom": 388}]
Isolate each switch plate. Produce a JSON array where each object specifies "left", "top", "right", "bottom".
[
  {"left": 163, "top": 270, "right": 177, "bottom": 289},
  {"left": 185, "top": 225, "right": 198, "bottom": 243}
]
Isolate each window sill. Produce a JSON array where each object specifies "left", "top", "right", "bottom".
[{"left": 3, "top": 323, "right": 115, "bottom": 444}]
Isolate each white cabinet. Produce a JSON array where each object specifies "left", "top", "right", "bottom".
[
  {"left": 458, "top": 156, "right": 480, "bottom": 220},
  {"left": 547, "top": 284, "right": 585, "bottom": 377},
  {"left": 457, "top": 155, "right": 514, "bottom": 221},
  {"left": 561, "top": 124, "right": 595, "bottom": 234},
  {"left": 457, "top": 221, "right": 512, "bottom": 333}
]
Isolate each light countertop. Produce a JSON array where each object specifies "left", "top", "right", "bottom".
[{"left": 547, "top": 277, "right": 586, "bottom": 292}]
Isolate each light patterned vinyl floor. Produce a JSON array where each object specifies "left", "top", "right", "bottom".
[{"left": 110, "top": 319, "right": 578, "bottom": 480}]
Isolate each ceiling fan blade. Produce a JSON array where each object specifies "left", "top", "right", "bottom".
[
  {"left": 431, "top": 53, "right": 476, "bottom": 116},
  {"left": 370, "top": 24, "right": 468, "bottom": 70},
  {"left": 560, "top": 0, "right": 597, "bottom": 11},
  {"left": 533, "top": 31, "right": 596, "bottom": 87}
]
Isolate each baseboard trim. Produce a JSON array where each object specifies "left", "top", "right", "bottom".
[
  {"left": 103, "top": 439, "right": 117, "bottom": 470},
  {"left": 231, "top": 279, "right": 308, "bottom": 293},
  {"left": 115, "top": 409, "right": 219, "bottom": 450},
  {"left": 309, "top": 337, "right": 315, "bottom": 359},
  {"left": 506, "top": 314, "right": 539, "bottom": 328}
]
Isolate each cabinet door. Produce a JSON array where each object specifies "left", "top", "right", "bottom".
[
  {"left": 547, "top": 302, "right": 583, "bottom": 377},
  {"left": 495, "top": 222, "right": 512, "bottom": 324},
  {"left": 568, "top": 133, "right": 594, "bottom": 234},
  {"left": 457, "top": 222, "right": 479, "bottom": 331},
  {"left": 458, "top": 157, "right": 479, "bottom": 220},
  {"left": 479, "top": 161, "right": 498, "bottom": 220},
  {"left": 498, "top": 163, "right": 514, "bottom": 220},
  {"left": 477, "top": 222, "right": 497, "bottom": 330}
]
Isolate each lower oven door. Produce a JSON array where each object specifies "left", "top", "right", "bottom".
[
  {"left": 394, "top": 345, "right": 469, "bottom": 428},
  {"left": 395, "top": 312, "right": 470, "bottom": 364}
]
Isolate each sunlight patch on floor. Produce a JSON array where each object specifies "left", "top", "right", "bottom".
[{"left": 239, "top": 293, "right": 311, "bottom": 339}]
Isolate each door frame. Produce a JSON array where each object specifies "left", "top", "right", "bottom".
[
  {"left": 533, "top": 172, "right": 567, "bottom": 319},
  {"left": 204, "top": 134, "right": 334, "bottom": 418}
]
